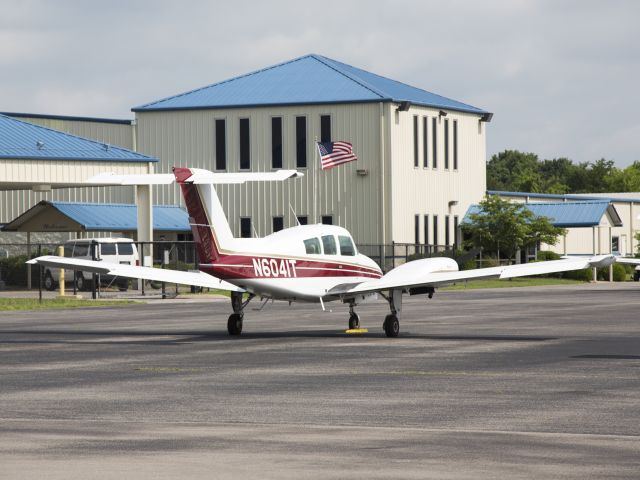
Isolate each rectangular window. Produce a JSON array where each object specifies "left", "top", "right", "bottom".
[
  {"left": 321, "top": 215, "right": 333, "bottom": 225},
  {"left": 297, "top": 215, "right": 308, "bottom": 225},
  {"left": 445, "top": 215, "right": 450, "bottom": 246},
  {"left": 433, "top": 215, "right": 438, "bottom": 245},
  {"left": 320, "top": 115, "right": 331, "bottom": 143},
  {"left": 422, "top": 117, "right": 428, "bottom": 167},
  {"left": 454, "top": 216, "right": 459, "bottom": 247},
  {"left": 444, "top": 118, "right": 449, "bottom": 169},
  {"left": 215, "top": 119, "right": 226, "bottom": 170},
  {"left": 424, "top": 215, "right": 429, "bottom": 245},
  {"left": 339, "top": 236, "right": 355, "bottom": 256},
  {"left": 414, "top": 214, "right": 420, "bottom": 244},
  {"left": 296, "top": 116, "right": 307, "bottom": 168},
  {"left": 321, "top": 235, "right": 337, "bottom": 255},
  {"left": 272, "top": 216, "right": 284, "bottom": 233},
  {"left": 612, "top": 236, "right": 620, "bottom": 253},
  {"left": 239, "top": 118, "right": 250, "bottom": 170},
  {"left": 413, "top": 115, "right": 419, "bottom": 167},
  {"left": 432, "top": 117, "right": 438, "bottom": 168},
  {"left": 240, "top": 217, "right": 252, "bottom": 238},
  {"left": 453, "top": 120, "right": 458, "bottom": 170},
  {"left": 271, "top": 117, "right": 282, "bottom": 169}
]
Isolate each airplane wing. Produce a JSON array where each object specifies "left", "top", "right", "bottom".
[
  {"left": 615, "top": 257, "right": 640, "bottom": 266},
  {"left": 86, "top": 169, "right": 304, "bottom": 186},
  {"left": 26, "top": 256, "right": 245, "bottom": 292},
  {"left": 329, "top": 255, "right": 615, "bottom": 297}
]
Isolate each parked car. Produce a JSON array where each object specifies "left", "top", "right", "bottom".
[{"left": 43, "top": 238, "right": 139, "bottom": 291}]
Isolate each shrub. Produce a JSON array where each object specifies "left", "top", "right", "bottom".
[
  {"left": 563, "top": 268, "right": 594, "bottom": 282},
  {"left": 537, "top": 250, "right": 562, "bottom": 261}
]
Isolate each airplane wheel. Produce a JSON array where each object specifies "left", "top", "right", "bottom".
[
  {"left": 348, "top": 313, "right": 360, "bottom": 330},
  {"left": 383, "top": 314, "right": 399, "bottom": 338},
  {"left": 227, "top": 313, "right": 243, "bottom": 336}
]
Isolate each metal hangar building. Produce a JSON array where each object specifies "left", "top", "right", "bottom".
[{"left": 132, "top": 53, "right": 493, "bottom": 249}]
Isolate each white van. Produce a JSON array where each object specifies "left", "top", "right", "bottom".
[{"left": 43, "top": 238, "right": 139, "bottom": 291}]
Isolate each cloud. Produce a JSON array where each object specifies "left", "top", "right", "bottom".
[{"left": 1, "top": 0, "right": 638, "bottom": 165}]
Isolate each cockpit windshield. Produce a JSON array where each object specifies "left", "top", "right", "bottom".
[
  {"left": 338, "top": 235, "right": 356, "bottom": 256},
  {"left": 303, "top": 237, "right": 321, "bottom": 254},
  {"left": 321, "top": 235, "right": 337, "bottom": 255}
]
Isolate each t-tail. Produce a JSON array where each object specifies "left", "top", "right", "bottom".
[{"left": 173, "top": 167, "right": 234, "bottom": 264}]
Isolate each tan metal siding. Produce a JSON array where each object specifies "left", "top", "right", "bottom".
[
  {"left": 136, "top": 104, "right": 383, "bottom": 243},
  {"left": 389, "top": 107, "right": 486, "bottom": 244}
]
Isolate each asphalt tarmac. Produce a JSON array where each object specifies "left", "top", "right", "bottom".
[{"left": 1, "top": 283, "right": 639, "bottom": 479}]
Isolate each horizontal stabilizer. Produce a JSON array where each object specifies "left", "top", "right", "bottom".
[{"left": 86, "top": 169, "right": 303, "bottom": 186}]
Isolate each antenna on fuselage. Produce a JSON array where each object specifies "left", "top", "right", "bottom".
[{"left": 289, "top": 203, "right": 301, "bottom": 227}]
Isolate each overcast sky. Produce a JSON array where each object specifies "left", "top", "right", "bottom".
[{"left": 2, "top": 0, "right": 639, "bottom": 166}]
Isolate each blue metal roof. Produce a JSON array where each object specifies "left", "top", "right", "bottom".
[
  {"left": 50, "top": 202, "right": 190, "bottom": 232},
  {"left": 0, "top": 113, "right": 156, "bottom": 162},
  {"left": 489, "top": 190, "right": 640, "bottom": 204},
  {"left": 133, "top": 54, "right": 490, "bottom": 117},
  {"left": 462, "top": 201, "right": 622, "bottom": 228}
]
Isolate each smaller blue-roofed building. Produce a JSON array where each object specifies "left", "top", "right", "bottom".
[
  {"left": 133, "top": 53, "right": 492, "bottom": 247},
  {"left": 464, "top": 190, "right": 640, "bottom": 257},
  {"left": 2, "top": 201, "right": 190, "bottom": 238}
]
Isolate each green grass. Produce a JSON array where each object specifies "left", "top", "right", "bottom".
[
  {"left": 0, "top": 298, "right": 139, "bottom": 311},
  {"left": 441, "top": 277, "right": 587, "bottom": 290}
]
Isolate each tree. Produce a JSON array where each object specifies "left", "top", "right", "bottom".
[{"left": 462, "top": 195, "right": 566, "bottom": 259}]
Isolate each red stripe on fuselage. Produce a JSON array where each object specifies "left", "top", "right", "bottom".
[{"left": 200, "top": 254, "right": 382, "bottom": 280}]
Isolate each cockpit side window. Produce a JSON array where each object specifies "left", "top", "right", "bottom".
[
  {"left": 321, "top": 235, "right": 337, "bottom": 255},
  {"left": 338, "top": 235, "right": 356, "bottom": 256},
  {"left": 304, "top": 237, "right": 321, "bottom": 254}
]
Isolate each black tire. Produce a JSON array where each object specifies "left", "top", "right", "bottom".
[
  {"left": 348, "top": 314, "right": 360, "bottom": 329},
  {"left": 227, "top": 313, "right": 243, "bottom": 336},
  {"left": 383, "top": 314, "right": 400, "bottom": 338},
  {"left": 75, "top": 273, "right": 90, "bottom": 291},
  {"left": 44, "top": 271, "right": 56, "bottom": 291},
  {"left": 118, "top": 279, "right": 129, "bottom": 292}
]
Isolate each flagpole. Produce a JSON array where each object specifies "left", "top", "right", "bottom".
[{"left": 314, "top": 136, "right": 318, "bottom": 224}]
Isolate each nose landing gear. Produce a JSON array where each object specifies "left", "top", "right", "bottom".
[{"left": 347, "top": 301, "right": 360, "bottom": 329}]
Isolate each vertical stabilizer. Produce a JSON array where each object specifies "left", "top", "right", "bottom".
[{"left": 174, "top": 167, "right": 234, "bottom": 263}]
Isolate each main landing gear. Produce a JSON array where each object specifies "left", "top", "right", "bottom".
[
  {"left": 227, "top": 291, "right": 255, "bottom": 336},
  {"left": 381, "top": 289, "right": 402, "bottom": 338}
]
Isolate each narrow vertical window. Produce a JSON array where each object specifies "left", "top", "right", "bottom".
[
  {"left": 272, "top": 216, "right": 284, "bottom": 232},
  {"left": 454, "top": 216, "right": 459, "bottom": 247},
  {"left": 424, "top": 215, "right": 429, "bottom": 245},
  {"left": 239, "top": 118, "right": 250, "bottom": 170},
  {"left": 271, "top": 117, "right": 282, "bottom": 169},
  {"left": 413, "top": 116, "right": 419, "bottom": 167},
  {"left": 444, "top": 118, "right": 449, "bottom": 169},
  {"left": 296, "top": 116, "right": 307, "bottom": 168},
  {"left": 297, "top": 215, "right": 308, "bottom": 225},
  {"left": 414, "top": 214, "right": 420, "bottom": 244},
  {"left": 445, "top": 215, "right": 450, "bottom": 246},
  {"left": 320, "top": 115, "right": 331, "bottom": 143},
  {"left": 321, "top": 215, "right": 333, "bottom": 225},
  {"left": 453, "top": 120, "right": 458, "bottom": 170},
  {"left": 422, "top": 117, "right": 428, "bottom": 167},
  {"left": 215, "top": 119, "right": 226, "bottom": 170},
  {"left": 240, "top": 217, "right": 252, "bottom": 238},
  {"left": 432, "top": 117, "right": 438, "bottom": 168},
  {"left": 433, "top": 215, "right": 439, "bottom": 245}
]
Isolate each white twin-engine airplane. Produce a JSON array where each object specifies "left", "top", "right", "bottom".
[{"left": 29, "top": 168, "right": 616, "bottom": 337}]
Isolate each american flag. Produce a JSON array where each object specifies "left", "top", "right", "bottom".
[{"left": 317, "top": 141, "right": 357, "bottom": 170}]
